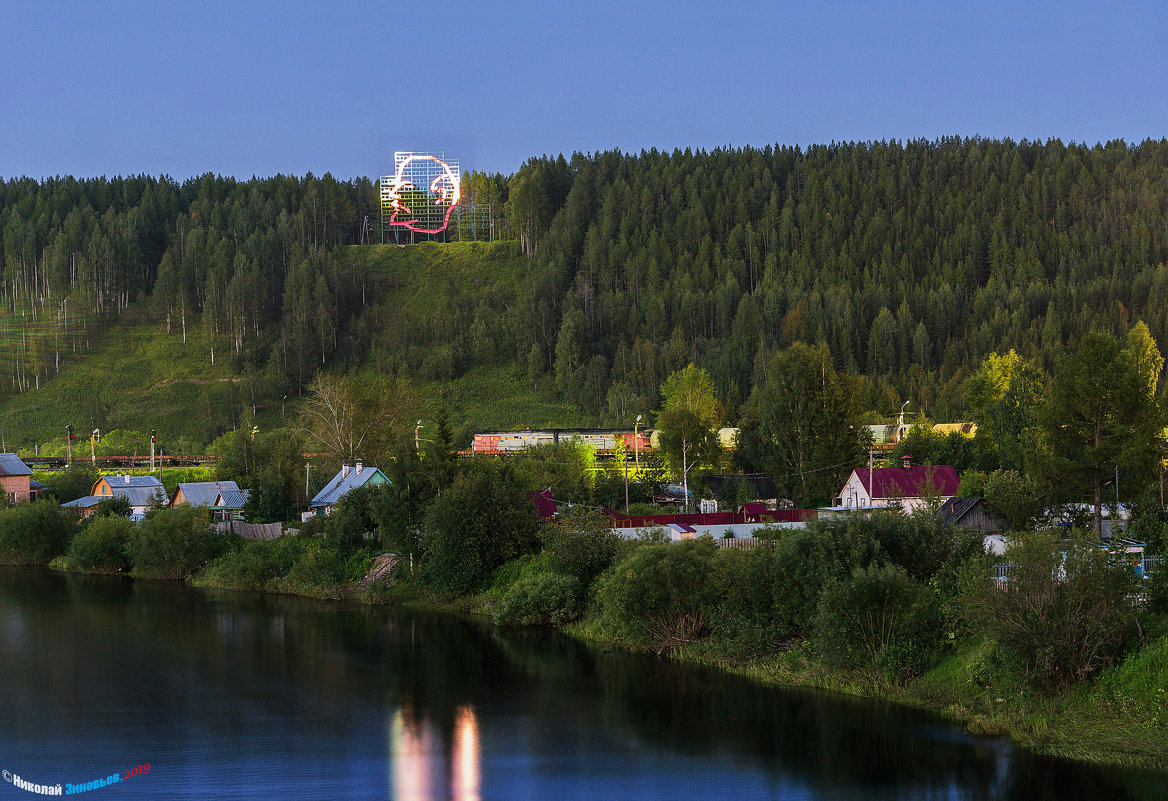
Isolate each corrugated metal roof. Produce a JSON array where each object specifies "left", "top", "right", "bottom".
[
  {"left": 112, "top": 485, "right": 168, "bottom": 508},
  {"left": 215, "top": 489, "right": 249, "bottom": 509},
  {"left": 854, "top": 465, "right": 960, "bottom": 499},
  {"left": 309, "top": 465, "right": 389, "bottom": 508},
  {"left": 98, "top": 475, "right": 169, "bottom": 507},
  {"left": 176, "top": 481, "right": 242, "bottom": 508},
  {"left": 938, "top": 496, "right": 982, "bottom": 525},
  {"left": 0, "top": 453, "right": 32, "bottom": 477},
  {"left": 61, "top": 495, "right": 104, "bottom": 509}
]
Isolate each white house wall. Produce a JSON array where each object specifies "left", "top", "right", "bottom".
[{"left": 613, "top": 521, "right": 807, "bottom": 541}]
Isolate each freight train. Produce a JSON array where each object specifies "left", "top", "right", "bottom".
[
  {"left": 470, "top": 427, "right": 740, "bottom": 456},
  {"left": 471, "top": 429, "right": 653, "bottom": 456}
]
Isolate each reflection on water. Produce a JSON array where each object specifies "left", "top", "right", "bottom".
[
  {"left": 391, "top": 705, "right": 480, "bottom": 801},
  {"left": 0, "top": 567, "right": 1164, "bottom": 800}
]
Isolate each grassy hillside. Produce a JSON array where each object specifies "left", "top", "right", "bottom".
[{"left": 0, "top": 241, "right": 578, "bottom": 454}]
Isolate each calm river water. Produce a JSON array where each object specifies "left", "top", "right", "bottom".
[{"left": 0, "top": 567, "right": 1164, "bottom": 800}]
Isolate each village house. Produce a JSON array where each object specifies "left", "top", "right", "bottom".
[
  {"left": 937, "top": 496, "right": 1005, "bottom": 533},
  {"left": 172, "top": 480, "right": 250, "bottom": 521},
  {"left": 835, "top": 456, "right": 959, "bottom": 513},
  {"left": 61, "top": 474, "right": 169, "bottom": 519},
  {"left": 0, "top": 453, "right": 36, "bottom": 504},
  {"left": 307, "top": 461, "right": 390, "bottom": 517}
]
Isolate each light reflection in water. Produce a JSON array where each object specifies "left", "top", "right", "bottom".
[
  {"left": 452, "top": 706, "right": 481, "bottom": 801},
  {"left": 391, "top": 704, "right": 481, "bottom": 801}
]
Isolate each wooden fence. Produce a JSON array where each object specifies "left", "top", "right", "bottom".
[{"left": 215, "top": 520, "right": 284, "bottom": 540}]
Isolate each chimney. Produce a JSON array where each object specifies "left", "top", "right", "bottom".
[
  {"left": 341, "top": 464, "right": 350, "bottom": 479},
  {"left": 355, "top": 460, "right": 363, "bottom": 475},
  {"left": 902, "top": 455, "right": 912, "bottom": 470}
]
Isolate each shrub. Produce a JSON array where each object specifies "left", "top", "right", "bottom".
[
  {"left": 126, "top": 506, "right": 224, "bottom": 580},
  {"left": 1147, "top": 567, "right": 1168, "bottom": 616},
  {"left": 39, "top": 467, "right": 99, "bottom": 504},
  {"left": 814, "top": 563, "right": 938, "bottom": 681},
  {"left": 493, "top": 573, "right": 583, "bottom": 626},
  {"left": 92, "top": 495, "right": 132, "bottom": 519},
  {"left": 710, "top": 545, "right": 776, "bottom": 626},
  {"left": 772, "top": 523, "right": 883, "bottom": 634},
  {"left": 0, "top": 500, "right": 75, "bottom": 565},
  {"left": 285, "top": 543, "right": 348, "bottom": 593},
  {"left": 960, "top": 533, "right": 1139, "bottom": 690},
  {"left": 542, "top": 509, "right": 626, "bottom": 584},
  {"left": 325, "top": 483, "right": 385, "bottom": 548},
  {"left": 594, "top": 538, "right": 719, "bottom": 651},
  {"left": 200, "top": 537, "right": 310, "bottom": 591},
  {"left": 422, "top": 460, "right": 540, "bottom": 594},
  {"left": 67, "top": 515, "right": 133, "bottom": 572}
]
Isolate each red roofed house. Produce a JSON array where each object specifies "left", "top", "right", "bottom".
[
  {"left": 836, "top": 456, "right": 960, "bottom": 513},
  {"left": 530, "top": 489, "right": 558, "bottom": 520}
]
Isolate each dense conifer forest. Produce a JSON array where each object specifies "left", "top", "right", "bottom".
[{"left": 3, "top": 138, "right": 1168, "bottom": 438}]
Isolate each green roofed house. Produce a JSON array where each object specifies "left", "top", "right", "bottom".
[{"left": 307, "top": 461, "right": 389, "bottom": 517}]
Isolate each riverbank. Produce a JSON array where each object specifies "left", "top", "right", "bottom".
[
  {"left": 561, "top": 619, "right": 1168, "bottom": 773},
  {"left": 25, "top": 499, "right": 1167, "bottom": 777},
  {"left": 40, "top": 553, "right": 1168, "bottom": 774},
  {"left": 295, "top": 568, "right": 1168, "bottom": 773}
]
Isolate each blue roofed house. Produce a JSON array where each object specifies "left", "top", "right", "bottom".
[
  {"left": 172, "top": 480, "right": 250, "bottom": 521},
  {"left": 308, "top": 461, "right": 389, "bottom": 517},
  {"left": 61, "top": 474, "right": 169, "bottom": 520}
]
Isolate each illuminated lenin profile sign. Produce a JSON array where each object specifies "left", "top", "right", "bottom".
[{"left": 380, "top": 152, "right": 461, "bottom": 235}]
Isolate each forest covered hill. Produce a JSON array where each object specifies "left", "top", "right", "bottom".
[{"left": 2, "top": 137, "right": 1168, "bottom": 453}]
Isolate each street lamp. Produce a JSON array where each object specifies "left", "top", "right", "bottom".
[{"left": 634, "top": 414, "right": 643, "bottom": 467}]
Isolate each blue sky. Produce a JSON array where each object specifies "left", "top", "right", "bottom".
[{"left": 1, "top": 1, "right": 1164, "bottom": 180}]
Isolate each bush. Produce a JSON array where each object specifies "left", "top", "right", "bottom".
[
  {"left": 709, "top": 545, "right": 776, "bottom": 626},
  {"left": 422, "top": 460, "right": 540, "bottom": 594},
  {"left": 1147, "top": 567, "right": 1168, "bottom": 616},
  {"left": 493, "top": 572, "right": 583, "bottom": 626},
  {"left": 814, "top": 563, "right": 939, "bottom": 681},
  {"left": 200, "top": 537, "right": 310, "bottom": 591},
  {"left": 325, "top": 483, "right": 385, "bottom": 548},
  {"left": 542, "top": 509, "right": 626, "bottom": 584},
  {"left": 39, "top": 467, "right": 99, "bottom": 504},
  {"left": 771, "top": 511, "right": 981, "bottom": 637},
  {"left": 286, "top": 544, "right": 347, "bottom": 592},
  {"left": 282, "top": 542, "right": 370, "bottom": 596},
  {"left": 66, "top": 515, "right": 133, "bottom": 572},
  {"left": 0, "top": 500, "right": 75, "bottom": 565},
  {"left": 126, "top": 506, "right": 224, "bottom": 580},
  {"left": 92, "top": 495, "right": 132, "bottom": 519},
  {"left": 961, "top": 533, "right": 1139, "bottom": 690},
  {"left": 772, "top": 522, "right": 883, "bottom": 634},
  {"left": 594, "top": 538, "right": 719, "bottom": 650}
]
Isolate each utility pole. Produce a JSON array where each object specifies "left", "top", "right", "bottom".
[
  {"left": 624, "top": 442, "right": 630, "bottom": 513},
  {"left": 90, "top": 429, "right": 101, "bottom": 465},
  {"left": 150, "top": 430, "right": 157, "bottom": 474},
  {"left": 868, "top": 447, "right": 874, "bottom": 507}
]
